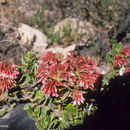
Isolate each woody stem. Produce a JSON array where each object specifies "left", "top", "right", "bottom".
[{"left": 21, "top": 89, "right": 33, "bottom": 102}]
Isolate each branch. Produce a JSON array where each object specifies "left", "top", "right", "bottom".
[
  {"left": 0, "top": 40, "right": 15, "bottom": 43},
  {"left": 0, "top": 23, "right": 17, "bottom": 31},
  {"left": 21, "top": 89, "right": 34, "bottom": 102}
]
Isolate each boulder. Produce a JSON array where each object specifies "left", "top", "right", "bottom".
[
  {"left": 96, "top": 63, "right": 112, "bottom": 75},
  {"left": 0, "top": 0, "right": 6, "bottom": 4},
  {"left": 45, "top": 44, "right": 76, "bottom": 58},
  {"left": 0, "top": 104, "right": 37, "bottom": 130},
  {"left": 54, "top": 17, "right": 96, "bottom": 39},
  {"left": 18, "top": 23, "right": 48, "bottom": 55},
  {"left": 18, "top": 24, "right": 35, "bottom": 46}
]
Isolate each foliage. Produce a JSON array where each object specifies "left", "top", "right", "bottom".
[
  {"left": 0, "top": 62, "right": 20, "bottom": 116},
  {"left": 102, "top": 42, "right": 130, "bottom": 88},
  {"left": 0, "top": 43, "right": 129, "bottom": 129}
]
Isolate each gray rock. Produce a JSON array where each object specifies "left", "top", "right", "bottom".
[{"left": 0, "top": 104, "right": 37, "bottom": 130}]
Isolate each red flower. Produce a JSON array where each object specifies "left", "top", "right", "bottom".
[
  {"left": 120, "top": 46, "right": 130, "bottom": 57},
  {"left": 41, "top": 51, "right": 57, "bottom": 66},
  {"left": 69, "top": 89, "right": 85, "bottom": 106},
  {"left": 37, "top": 51, "right": 100, "bottom": 102},
  {"left": 41, "top": 80, "right": 59, "bottom": 97},
  {"left": 0, "top": 62, "right": 19, "bottom": 95},
  {"left": 37, "top": 52, "right": 64, "bottom": 83},
  {"left": 113, "top": 55, "right": 128, "bottom": 68},
  {"left": 63, "top": 53, "right": 100, "bottom": 90},
  {"left": 37, "top": 52, "right": 68, "bottom": 97},
  {"left": 41, "top": 80, "right": 67, "bottom": 97},
  {"left": 124, "top": 67, "right": 130, "bottom": 74}
]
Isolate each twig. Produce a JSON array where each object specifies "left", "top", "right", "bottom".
[
  {"left": 21, "top": 89, "right": 34, "bottom": 102},
  {"left": 0, "top": 23, "right": 17, "bottom": 31},
  {"left": 0, "top": 40, "right": 15, "bottom": 43}
]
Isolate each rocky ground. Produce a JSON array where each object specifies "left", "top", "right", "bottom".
[{"left": 0, "top": 0, "right": 130, "bottom": 65}]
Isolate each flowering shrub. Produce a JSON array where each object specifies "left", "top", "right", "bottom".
[
  {"left": 103, "top": 43, "right": 130, "bottom": 87},
  {"left": 113, "top": 46, "right": 130, "bottom": 68},
  {"left": 36, "top": 52, "right": 100, "bottom": 106},
  {"left": 0, "top": 42, "right": 129, "bottom": 129},
  {"left": 0, "top": 62, "right": 19, "bottom": 96}
]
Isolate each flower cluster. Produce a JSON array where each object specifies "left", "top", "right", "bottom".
[
  {"left": 37, "top": 52, "right": 100, "bottom": 106},
  {"left": 113, "top": 46, "right": 130, "bottom": 68},
  {"left": 0, "top": 62, "right": 19, "bottom": 96}
]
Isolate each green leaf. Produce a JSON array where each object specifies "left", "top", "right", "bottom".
[
  {"left": 35, "top": 120, "right": 44, "bottom": 130},
  {"left": 34, "top": 90, "right": 44, "bottom": 100},
  {"left": 2, "top": 91, "right": 8, "bottom": 99},
  {"left": 50, "top": 112, "right": 55, "bottom": 121},
  {"left": 22, "top": 55, "right": 26, "bottom": 65},
  {"left": 24, "top": 103, "right": 33, "bottom": 110},
  {"left": 34, "top": 106, "right": 40, "bottom": 116},
  {"left": 119, "top": 67, "right": 125, "bottom": 76},
  {"left": 48, "top": 119, "right": 57, "bottom": 129},
  {"left": 63, "top": 111, "right": 70, "bottom": 121},
  {"left": 53, "top": 119, "right": 58, "bottom": 128},
  {"left": 112, "top": 44, "right": 117, "bottom": 55},
  {"left": 102, "top": 71, "right": 116, "bottom": 86},
  {"left": 40, "top": 106, "right": 47, "bottom": 120},
  {"left": 65, "top": 104, "right": 76, "bottom": 114},
  {"left": 21, "top": 74, "right": 30, "bottom": 86},
  {"left": 44, "top": 116, "right": 50, "bottom": 128},
  {"left": 117, "top": 42, "right": 123, "bottom": 51},
  {"left": 75, "top": 119, "right": 83, "bottom": 125},
  {"left": 106, "top": 52, "right": 114, "bottom": 67},
  {"left": 59, "top": 119, "right": 69, "bottom": 129},
  {"left": 49, "top": 103, "right": 58, "bottom": 109},
  {"left": 0, "top": 109, "right": 7, "bottom": 116},
  {"left": 27, "top": 106, "right": 37, "bottom": 121},
  {"left": 61, "top": 91, "right": 69, "bottom": 101},
  {"left": 10, "top": 103, "right": 16, "bottom": 109}
]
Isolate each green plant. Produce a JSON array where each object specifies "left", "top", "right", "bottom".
[
  {"left": 0, "top": 42, "right": 129, "bottom": 129},
  {"left": 102, "top": 42, "right": 130, "bottom": 88}
]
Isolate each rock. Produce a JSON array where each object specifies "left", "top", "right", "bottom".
[
  {"left": 18, "top": 24, "right": 35, "bottom": 46},
  {"left": 18, "top": 23, "right": 48, "bottom": 55},
  {"left": 0, "top": 0, "right": 6, "bottom": 4},
  {"left": 31, "top": 28, "right": 47, "bottom": 55},
  {"left": 54, "top": 17, "right": 96, "bottom": 39},
  {"left": 45, "top": 44, "right": 76, "bottom": 58},
  {"left": 24, "top": 10, "right": 37, "bottom": 18},
  {"left": 96, "top": 63, "right": 112, "bottom": 75},
  {"left": 0, "top": 104, "right": 37, "bottom": 130}
]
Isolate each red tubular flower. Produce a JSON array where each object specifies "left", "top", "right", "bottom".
[
  {"left": 69, "top": 89, "right": 85, "bottom": 106},
  {"left": 37, "top": 51, "right": 100, "bottom": 103},
  {"left": 37, "top": 52, "right": 68, "bottom": 97},
  {"left": 113, "top": 45, "right": 130, "bottom": 68},
  {"left": 37, "top": 52, "right": 65, "bottom": 83},
  {"left": 41, "top": 51, "right": 57, "bottom": 66},
  {"left": 63, "top": 53, "right": 100, "bottom": 90},
  {"left": 0, "top": 62, "right": 19, "bottom": 95},
  {"left": 41, "top": 80, "right": 67, "bottom": 97},
  {"left": 124, "top": 67, "right": 130, "bottom": 74},
  {"left": 113, "top": 55, "right": 128, "bottom": 68},
  {"left": 41, "top": 80, "right": 59, "bottom": 97},
  {"left": 120, "top": 46, "right": 130, "bottom": 57}
]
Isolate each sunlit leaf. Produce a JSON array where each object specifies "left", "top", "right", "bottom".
[{"left": 119, "top": 67, "right": 125, "bottom": 76}]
